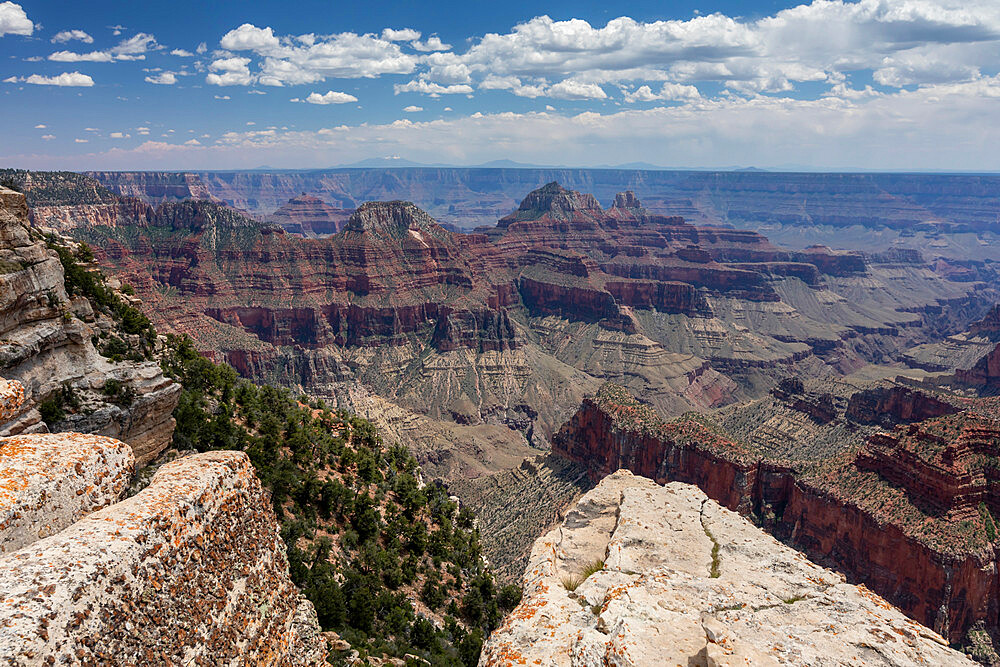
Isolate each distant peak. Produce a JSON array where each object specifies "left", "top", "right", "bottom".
[
  {"left": 344, "top": 200, "right": 439, "bottom": 237},
  {"left": 611, "top": 191, "right": 642, "bottom": 210},
  {"left": 501, "top": 181, "right": 603, "bottom": 224}
]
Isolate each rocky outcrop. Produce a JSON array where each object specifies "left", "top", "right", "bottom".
[
  {"left": 957, "top": 342, "right": 1000, "bottom": 388},
  {"left": 481, "top": 470, "right": 972, "bottom": 666},
  {"left": 552, "top": 383, "right": 1000, "bottom": 646},
  {"left": 269, "top": 194, "right": 352, "bottom": 237},
  {"left": 846, "top": 384, "right": 960, "bottom": 426},
  {"left": 0, "top": 185, "right": 180, "bottom": 465},
  {"left": 0, "top": 390, "right": 323, "bottom": 665}
]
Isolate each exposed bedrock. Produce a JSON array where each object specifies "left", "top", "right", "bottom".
[
  {"left": 480, "top": 470, "right": 972, "bottom": 666},
  {"left": 0, "top": 186, "right": 180, "bottom": 465},
  {"left": 0, "top": 422, "right": 323, "bottom": 665},
  {"left": 551, "top": 383, "right": 1000, "bottom": 645}
]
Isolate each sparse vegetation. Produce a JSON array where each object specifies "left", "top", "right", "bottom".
[
  {"left": 560, "top": 559, "right": 605, "bottom": 591},
  {"left": 161, "top": 333, "right": 519, "bottom": 665}
]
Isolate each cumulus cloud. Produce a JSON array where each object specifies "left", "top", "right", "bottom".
[
  {"left": 145, "top": 72, "right": 177, "bottom": 85},
  {"left": 403, "top": 105, "right": 423, "bottom": 112},
  {"left": 394, "top": 79, "right": 474, "bottom": 96},
  {"left": 302, "top": 90, "right": 358, "bottom": 104},
  {"left": 170, "top": 48, "right": 195, "bottom": 57},
  {"left": 548, "top": 80, "right": 607, "bottom": 100},
  {"left": 49, "top": 50, "right": 114, "bottom": 62},
  {"left": 623, "top": 82, "right": 701, "bottom": 103},
  {"left": 412, "top": 36, "right": 451, "bottom": 52},
  {"left": 396, "top": 4, "right": 1000, "bottom": 100},
  {"left": 52, "top": 29, "right": 93, "bottom": 44},
  {"left": 75, "top": 138, "right": 88, "bottom": 143},
  {"left": 21, "top": 71, "right": 95, "bottom": 86},
  {"left": 0, "top": 2, "right": 32, "bottom": 37},
  {"left": 216, "top": 22, "right": 418, "bottom": 86},
  {"left": 206, "top": 56, "right": 252, "bottom": 86},
  {"left": 109, "top": 131, "right": 129, "bottom": 138},
  {"left": 382, "top": 28, "right": 421, "bottom": 42}
]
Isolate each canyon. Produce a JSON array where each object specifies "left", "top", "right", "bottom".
[{"left": 7, "top": 171, "right": 995, "bottom": 494}]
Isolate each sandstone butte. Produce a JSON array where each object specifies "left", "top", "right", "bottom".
[
  {"left": 0, "top": 375, "right": 324, "bottom": 665},
  {"left": 0, "top": 185, "right": 180, "bottom": 467},
  {"left": 480, "top": 469, "right": 974, "bottom": 666},
  {"left": 552, "top": 374, "right": 1000, "bottom": 652}
]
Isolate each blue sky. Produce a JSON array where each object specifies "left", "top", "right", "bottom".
[{"left": 2, "top": 0, "right": 999, "bottom": 170}]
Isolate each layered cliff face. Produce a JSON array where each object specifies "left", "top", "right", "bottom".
[
  {"left": 269, "top": 193, "right": 352, "bottom": 237},
  {"left": 0, "top": 377, "right": 323, "bottom": 665},
  {"left": 552, "top": 381, "right": 1000, "bottom": 652},
  {"left": 21, "top": 175, "right": 996, "bottom": 488},
  {"left": 0, "top": 185, "right": 179, "bottom": 466},
  {"left": 481, "top": 470, "right": 972, "bottom": 666}
]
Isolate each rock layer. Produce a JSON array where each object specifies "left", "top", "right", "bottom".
[{"left": 480, "top": 470, "right": 971, "bottom": 666}]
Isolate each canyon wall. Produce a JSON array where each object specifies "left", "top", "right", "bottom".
[
  {"left": 481, "top": 469, "right": 973, "bottom": 666},
  {"left": 552, "top": 383, "right": 1000, "bottom": 646},
  {"left": 0, "top": 185, "right": 180, "bottom": 466}
]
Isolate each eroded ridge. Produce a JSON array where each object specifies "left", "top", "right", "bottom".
[
  {"left": 480, "top": 470, "right": 974, "bottom": 667},
  {"left": 0, "top": 450, "right": 322, "bottom": 665}
]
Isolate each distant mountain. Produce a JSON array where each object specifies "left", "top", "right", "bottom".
[{"left": 337, "top": 156, "right": 430, "bottom": 168}]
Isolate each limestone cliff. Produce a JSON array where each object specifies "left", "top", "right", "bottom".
[
  {"left": 481, "top": 470, "right": 973, "bottom": 666},
  {"left": 0, "top": 185, "right": 179, "bottom": 465},
  {"left": 0, "top": 376, "right": 323, "bottom": 665}
]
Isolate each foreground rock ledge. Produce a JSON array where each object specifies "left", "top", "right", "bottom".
[
  {"left": 0, "top": 447, "right": 322, "bottom": 665},
  {"left": 480, "top": 469, "right": 974, "bottom": 667}
]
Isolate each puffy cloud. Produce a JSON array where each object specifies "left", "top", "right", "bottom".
[
  {"left": 0, "top": 2, "right": 32, "bottom": 37},
  {"left": 40, "top": 134, "right": 54, "bottom": 140},
  {"left": 206, "top": 57, "right": 252, "bottom": 86},
  {"left": 52, "top": 29, "right": 93, "bottom": 44},
  {"left": 184, "top": 138, "right": 201, "bottom": 145},
  {"left": 23, "top": 71, "right": 95, "bottom": 86},
  {"left": 34, "top": 123, "right": 45, "bottom": 128},
  {"left": 393, "top": 79, "right": 474, "bottom": 96},
  {"left": 382, "top": 28, "right": 421, "bottom": 41},
  {"left": 623, "top": 82, "right": 701, "bottom": 102},
  {"left": 221, "top": 23, "right": 280, "bottom": 52},
  {"left": 49, "top": 50, "right": 113, "bottom": 62},
  {"left": 217, "top": 23, "right": 418, "bottom": 86},
  {"left": 109, "top": 131, "right": 130, "bottom": 138},
  {"left": 403, "top": 105, "right": 423, "bottom": 112},
  {"left": 302, "top": 90, "right": 358, "bottom": 104},
  {"left": 170, "top": 48, "right": 195, "bottom": 57},
  {"left": 547, "top": 80, "right": 607, "bottom": 100},
  {"left": 145, "top": 72, "right": 178, "bottom": 85},
  {"left": 74, "top": 138, "right": 88, "bottom": 143},
  {"left": 412, "top": 36, "right": 451, "bottom": 52}
]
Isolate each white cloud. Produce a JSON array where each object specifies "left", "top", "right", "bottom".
[
  {"left": 113, "top": 32, "right": 159, "bottom": 56},
  {"left": 109, "top": 131, "right": 130, "bottom": 139},
  {"left": 184, "top": 138, "right": 201, "bottom": 145},
  {"left": 49, "top": 50, "right": 113, "bottom": 62},
  {"left": 623, "top": 82, "right": 700, "bottom": 103},
  {"left": 40, "top": 134, "right": 54, "bottom": 140},
  {"left": 34, "top": 123, "right": 45, "bottom": 128},
  {"left": 136, "top": 126, "right": 150, "bottom": 135},
  {"left": 382, "top": 28, "right": 421, "bottom": 42},
  {"left": 170, "top": 48, "right": 195, "bottom": 57},
  {"left": 206, "top": 56, "right": 252, "bottom": 86},
  {"left": 394, "top": 79, "right": 474, "bottom": 96},
  {"left": 221, "top": 23, "right": 280, "bottom": 52},
  {"left": 548, "top": 80, "right": 607, "bottom": 100},
  {"left": 0, "top": 2, "right": 32, "bottom": 37},
  {"left": 403, "top": 105, "right": 423, "bottom": 112},
  {"left": 412, "top": 36, "right": 451, "bottom": 52},
  {"left": 52, "top": 29, "right": 93, "bottom": 44},
  {"left": 196, "top": 42, "right": 207, "bottom": 54},
  {"left": 23, "top": 71, "right": 95, "bottom": 87},
  {"left": 214, "top": 94, "right": 231, "bottom": 100},
  {"left": 217, "top": 23, "right": 418, "bottom": 86},
  {"left": 302, "top": 90, "right": 358, "bottom": 104},
  {"left": 145, "top": 72, "right": 177, "bottom": 85},
  {"left": 75, "top": 138, "right": 88, "bottom": 143}
]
